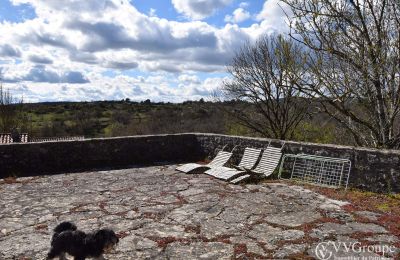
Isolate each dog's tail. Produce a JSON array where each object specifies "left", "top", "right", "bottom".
[{"left": 53, "top": 221, "right": 77, "bottom": 234}]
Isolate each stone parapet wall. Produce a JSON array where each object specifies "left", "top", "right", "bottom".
[
  {"left": 0, "top": 133, "right": 399, "bottom": 193},
  {"left": 0, "top": 134, "right": 201, "bottom": 178},
  {"left": 195, "top": 133, "right": 400, "bottom": 193}
]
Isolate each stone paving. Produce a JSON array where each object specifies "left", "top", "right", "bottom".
[{"left": 0, "top": 165, "right": 398, "bottom": 259}]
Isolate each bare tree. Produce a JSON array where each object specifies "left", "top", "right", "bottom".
[
  {"left": 0, "top": 82, "right": 23, "bottom": 133},
  {"left": 282, "top": 0, "right": 400, "bottom": 148},
  {"left": 221, "top": 34, "right": 311, "bottom": 140}
]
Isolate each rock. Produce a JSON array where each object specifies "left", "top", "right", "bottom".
[
  {"left": 164, "top": 242, "right": 234, "bottom": 260},
  {"left": 0, "top": 165, "right": 392, "bottom": 259},
  {"left": 248, "top": 223, "right": 304, "bottom": 247},
  {"left": 354, "top": 211, "right": 382, "bottom": 221},
  {"left": 200, "top": 219, "right": 244, "bottom": 239},
  {"left": 266, "top": 210, "right": 322, "bottom": 227},
  {"left": 246, "top": 242, "right": 267, "bottom": 256},
  {"left": 366, "top": 234, "right": 399, "bottom": 243},
  {"left": 134, "top": 223, "right": 189, "bottom": 238},
  {"left": 273, "top": 244, "right": 306, "bottom": 258},
  {"left": 347, "top": 222, "right": 388, "bottom": 233},
  {"left": 217, "top": 207, "right": 249, "bottom": 223},
  {"left": 136, "top": 238, "right": 158, "bottom": 250},
  {"left": 325, "top": 211, "right": 354, "bottom": 222},
  {"left": 0, "top": 232, "right": 49, "bottom": 259},
  {"left": 179, "top": 188, "right": 205, "bottom": 197},
  {"left": 311, "top": 222, "right": 387, "bottom": 239}
]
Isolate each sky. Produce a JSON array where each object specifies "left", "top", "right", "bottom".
[{"left": 0, "top": 0, "right": 290, "bottom": 103}]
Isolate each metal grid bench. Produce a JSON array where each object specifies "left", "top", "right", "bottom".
[
  {"left": 0, "top": 134, "right": 13, "bottom": 144},
  {"left": 278, "top": 154, "right": 351, "bottom": 189},
  {"left": 30, "top": 136, "right": 85, "bottom": 142},
  {"left": 0, "top": 133, "right": 29, "bottom": 144}
]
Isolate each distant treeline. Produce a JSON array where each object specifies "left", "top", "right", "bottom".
[{"left": 17, "top": 99, "right": 354, "bottom": 146}]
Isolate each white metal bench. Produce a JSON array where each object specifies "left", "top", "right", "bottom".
[{"left": 278, "top": 153, "right": 351, "bottom": 189}]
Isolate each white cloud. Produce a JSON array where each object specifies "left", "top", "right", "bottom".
[
  {"left": 171, "top": 0, "right": 233, "bottom": 20},
  {"left": 2, "top": 64, "right": 89, "bottom": 84},
  {"left": 1, "top": 1, "right": 221, "bottom": 71},
  {"left": 149, "top": 8, "right": 157, "bottom": 17},
  {"left": 239, "top": 2, "right": 249, "bottom": 8},
  {"left": 1, "top": 0, "right": 285, "bottom": 75},
  {"left": 224, "top": 8, "right": 251, "bottom": 24},
  {"left": 27, "top": 53, "right": 53, "bottom": 64},
  {"left": 178, "top": 74, "right": 200, "bottom": 84},
  {"left": 256, "top": 0, "right": 290, "bottom": 32},
  {"left": 2, "top": 69, "right": 227, "bottom": 103},
  {"left": 0, "top": 0, "right": 290, "bottom": 102},
  {"left": 0, "top": 44, "right": 21, "bottom": 57}
]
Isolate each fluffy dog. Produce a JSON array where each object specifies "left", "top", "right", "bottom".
[{"left": 47, "top": 221, "right": 119, "bottom": 260}]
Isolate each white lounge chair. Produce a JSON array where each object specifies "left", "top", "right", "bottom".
[
  {"left": 205, "top": 147, "right": 262, "bottom": 181},
  {"left": 233, "top": 147, "right": 264, "bottom": 171},
  {"left": 176, "top": 148, "right": 233, "bottom": 174},
  {"left": 230, "top": 144, "right": 284, "bottom": 184}
]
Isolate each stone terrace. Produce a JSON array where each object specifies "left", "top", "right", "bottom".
[{"left": 0, "top": 165, "right": 398, "bottom": 259}]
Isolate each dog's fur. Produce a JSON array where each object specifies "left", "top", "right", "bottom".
[{"left": 47, "top": 221, "right": 119, "bottom": 260}]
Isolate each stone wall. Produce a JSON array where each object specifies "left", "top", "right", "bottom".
[
  {"left": 0, "top": 134, "right": 202, "bottom": 178},
  {"left": 195, "top": 133, "right": 400, "bottom": 193},
  {"left": 0, "top": 133, "right": 399, "bottom": 193}
]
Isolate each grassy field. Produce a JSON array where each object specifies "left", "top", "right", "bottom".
[
  {"left": 17, "top": 100, "right": 352, "bottom": 146},
  {"left": 21, "top": 100, "right": 233, "bottom": 138}
]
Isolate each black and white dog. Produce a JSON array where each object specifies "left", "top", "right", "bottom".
[{"left": 47, "top": 222, "right": 119, "bottom": 260}]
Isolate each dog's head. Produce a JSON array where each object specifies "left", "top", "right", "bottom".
[{"left": 94, "top": 229, "right": 119, "bottom": 252}]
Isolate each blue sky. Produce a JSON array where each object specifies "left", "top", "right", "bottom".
[
  {"left": 0, "top": 0, "right": 289, "bottom": 102},
  {"left": 0, "top": 0, "right": 36, "bottom": 22}
]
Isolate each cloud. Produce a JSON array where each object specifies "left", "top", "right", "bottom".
[
  {"left": 182, "top": 76, "right": 226, "bottom": 97},
  {"left": 149, "top": 8, "right": 157, "bottom": 17},
  {"left": 224, "top": 8, "right": 251, "bottom": 23},
  {"left": 0, "top": 44, "right": 21, "bottom": 57},
  {"left": 65, "top": 21, "right": 135, "bottom": 52},
  {"left": 2, "top": 65, "right": 89, "bottom": 84},
  {"left": 239, "top": 2, "right": 249, "bottom": 8},
  {"left": 28, "top": 54, "right": 53, "bottom": 64},
  {"left": 18, "top": 25, "right": 74, "bottom": 49},
  {"left": 3, "top": 69, "right": 227, "bottom": 102},
  {"left": 10, "top": 0, "right": 117, "bottom": 15},
  {"left": 178, "top": 74, "right": 200, "bottom": 84},
  {"left": 62, "top": 71, "right": 90, "bottom": 84},
  {"left": 256, "top": 0, "right": 290, "bottom": 32},
  {"left": 68, "top": 51, "right": 99, "bottom": 64},
  {"left": 0, "top": 0, "right": 291, "bottom": 102},
  {"left": 105, "top": 61, "right": 138, "bottom": 70},
  {"left": 0, "top": 0, "right": 271, "bottom": 75},
  {"left": 172, "top": 0, "right": 233, "bottom": 20},
  {"left": 65, "top": 19, "right": 217, "bottom": 53}
]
